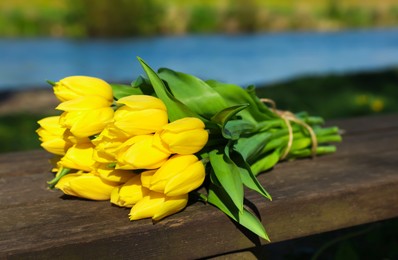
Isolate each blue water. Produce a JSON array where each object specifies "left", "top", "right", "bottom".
[{"left": 1, "top": 28, "right": 398, "bottom": 91}]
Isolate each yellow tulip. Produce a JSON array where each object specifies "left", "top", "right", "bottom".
[
  {"left": 116, "top": 135, "right": 170, "bottom": 170},
  {"left": 95, "top": 163, "right": 133, "bottom": 184},
  {"left": 110, "top": 174, "right": 150, "bottom": 207},
  {"left": 114, "top": 95, "right": 168, "bottom": 136},
  {"left": 59, "top": 107, "right": 114, "bottom": 138},
  {"left": 36, "top": 116, "right": 73, "bottom": 155},
  {"left": 154, "top": 117, "right": 208, "bottom": 155},
  {"left": 56, "top": 96, "right": 113, "bottom": 111},
  {"left": 55, "top": 173, "right": 118, "bottom": 200},
  {"left": 129, "top": 191, "right": 188, "bottom": 221},
  {"left": 59, "top": 143, "right": 96, "bottom": 172},
  {"left": 53, "top": 76, "right": 113, "bottom": 103},
  {"left": 150, "top": 154, "right": 205, "bottom": 196}
]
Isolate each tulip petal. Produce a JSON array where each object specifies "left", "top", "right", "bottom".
[
  {"left": 114, "top": 108, "right": 168, "bottom": 136},
  {"left": 162, "top": 129, "right": 208, "bottom": 154},
  {"left": 156, "top": 117, "right": 208, "bottom": 155},
  {"left": 56, "top": 173, "right": 118, "bottom": 200},
  {"left": 164, "top": 161, "right": 205, "bottom": 196},
  {"left": 162, "top": 117, "right": 205, "bottom": 132},
  {"left": 64, "top": 108, "right": 114, "bottom": 138},
  {"left": 56, "top": 96, "right": 112, "bottom": 111},
  {"left": 117, "top": 135, "right": 170, "bottom": 170},
  {"left": 152, "top": 194, "right": 188, "bottom": 221},
  {"left": 59, "top": 143, "right": 96, "bottom": 172},
  {"left": 111, "top": 174, "right": 149, "bottom": 207},
  {"left": 129, "top": 192, "right": 165, "bottom": 220},
  {"left": 117, "top": 95, "right": 167, "bottom": 111},
  {"left": 150, "top": 155, "right": 199, "bottom": 192}
]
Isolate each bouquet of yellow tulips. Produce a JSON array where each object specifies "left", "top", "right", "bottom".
[{"left": 37, "top": 57, "right": 341, "bottom": 240}]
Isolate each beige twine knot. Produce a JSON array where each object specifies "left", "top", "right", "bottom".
[{"left": 260, "top": 98, "right": 318, "bottom": 160}]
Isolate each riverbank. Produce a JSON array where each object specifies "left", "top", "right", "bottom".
[
  {"left": 0, "top": 88, "right": 58, "bottom": 115},
  {"left": 1, "top": 67, "right": 397, "bottom": 153}
]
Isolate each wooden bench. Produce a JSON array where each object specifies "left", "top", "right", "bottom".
[{"left": 1, "top": 114, "right": 397, "bottom": 259}]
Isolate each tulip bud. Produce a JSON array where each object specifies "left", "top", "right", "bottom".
[
  {"left": 36, "top": 116, "right": 73, "bottom": 155},
  {"left": 150, "top": 154, "right": 205, "bottom": 196},
  {"left": 129, "top": 191, "right": 188, "bottom": 221},
  {"left": 114, "top": 95, "right": 168, "bottom": 136},
  {"left": 116, "top": 135, "right": 170, "bottom": 170},
  {"left": 53, "top": 76, "right": 113, "bottom": 103},
  {"left": 154, "top": 117, "right": 208, "bottom": 155},
  {"left": 55, "top": 173, "right": 118, "bottom": 200},
  {"left": 59, "top": 143, "right": 96, "bottom": 172},
  {"left": 56, "top": 96, "right": 113, "bottom": 111},
  {"left": 59, "top": 107, "right": 114, "bottom": 138},
  {"left": 110, "top": 174, "right": 150, "bottom": 207}
]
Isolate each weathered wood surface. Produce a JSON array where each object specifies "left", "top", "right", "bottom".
[{"left": 1, "top": 114, "right": 398, "bottom": 259}]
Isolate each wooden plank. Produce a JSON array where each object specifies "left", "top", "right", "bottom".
[{"left": 1, "top": 114, "right": 398, "bottom": 259}]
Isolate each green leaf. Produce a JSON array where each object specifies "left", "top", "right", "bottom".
[
  {"left": 211, "top": 104, "right": 249, "bottom": 126},
  {"left": 209, "top": 149, "right": 244, "bottom": 212},
  {"left": 223, "top": 120, "right": 257, "bottom": 140},
  {"left": 110, "top": 84, "right": 143, "bottom": 100},
  {"left": 131, "top": 76, "right": 154, "bottom": 95},
  {"left": 251, "top": 148, "right": 281, "bottom": 176},
  {"left": 158, "top": 68, "right": 228, "bottom": 118},
  {"left": 207, "top": 183, "right": 269, "bottom": 240},
  {"left": 239, "top": 208, "right": 269, "bottom": 241},
  {"left": 207, "top": 183, "right": 239, "bottom": 221},
  {"left": 246, "top": 85, "right": 277, "bottom": 118},
  {"left": 207, "top": 80, "right": 276, "bottom": 121},
  {"left": 137, "top": 57, "right": 201, "bottom": 122},
  {"left": 211, "top": 104, "right": 249, "bottom": 140},
  {"left": 234, "top": 131, "right": 273, "bottom": 162},
  {"left": 230, "top": 150, "right": 272, "bottom": 201}
]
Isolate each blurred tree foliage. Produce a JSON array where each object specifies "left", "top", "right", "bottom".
[
  {"left": 69, "top": 0, "right": 165, "bottom": 37},
  {"left": 2, "top": 0, "right": 398, "bottom": 37},
  {"left": 223, "top": 0, "right": 259, "bottom": 33}
]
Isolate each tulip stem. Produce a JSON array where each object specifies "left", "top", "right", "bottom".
[
  {"left": 200, "top": 157, "right": 210, "bottom": 167},
  {"left": 47, "top": 167, "right": 71, "bottom": 189},
  {"left": 190, "top": 191, "right": 208, "bottom": 203}
]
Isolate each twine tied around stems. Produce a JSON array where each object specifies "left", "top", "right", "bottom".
[{"left": 260, "top": 98, "right": 318, "bottom": 160}]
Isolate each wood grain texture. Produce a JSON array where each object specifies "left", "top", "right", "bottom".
[{"left": 1, "top": 114, "right": 398, "bottom": 259}]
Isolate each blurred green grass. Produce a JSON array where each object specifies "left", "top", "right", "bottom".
[
  {"left": 256, "top": 68, "right": 398, "bottom": 119},
  {"left": 1, "top": 68, "right": 397, "bottom": 154},
  {"left": 0, "top": 113, "right": 45, "bottom": 153}
]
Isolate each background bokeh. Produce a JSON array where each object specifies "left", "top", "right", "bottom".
[{"left": 2, "top": 0, "right": 398, "bottom": 37}]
